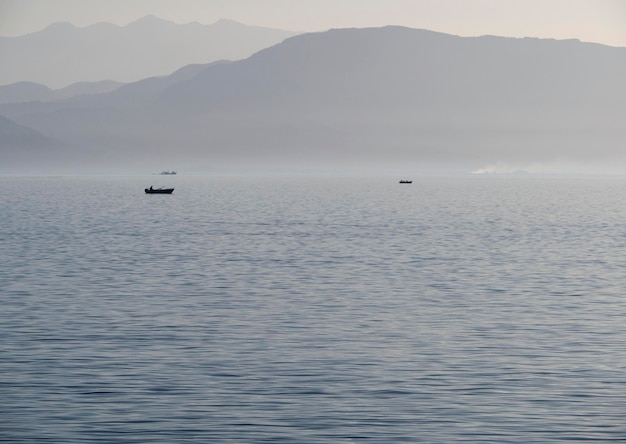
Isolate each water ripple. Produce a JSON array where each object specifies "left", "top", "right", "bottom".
[{"left": 2, "top": 176, "right": 626, "bottom": 442}]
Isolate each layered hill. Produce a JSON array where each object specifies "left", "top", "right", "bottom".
[
  {"left": 0, "top": 80, "right": 124, "bottom": 104},
  {"left": 0, "top": 114, "right": 63, "bottom": 173},
  {"left": 0, "top": 16, "right": 298, "bottom": 88},
  {"left": 2, "top": 26, "right": 625, "bottom": 174}
]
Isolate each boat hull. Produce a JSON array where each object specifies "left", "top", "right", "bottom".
[{"left": 145, "top": 188, "right": 174, "bottom": 194}]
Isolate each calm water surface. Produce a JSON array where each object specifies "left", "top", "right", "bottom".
[{"left": 2, "top": 175, "right": 626, "bottom": 442}]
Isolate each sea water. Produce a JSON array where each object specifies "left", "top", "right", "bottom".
[{"left": 2, "top": 175, "right": 626, "bottom": 443}]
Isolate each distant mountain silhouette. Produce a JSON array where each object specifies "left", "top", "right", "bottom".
[
  {"left": 0, "top": 114, "right": 65, "bottom": 172},
  {"left": 2, "top": 26, "right": 625, "bottom": 174},
  {"left": 0, "top": 114, "right": 50, "bottom": 144},
  {"left": 0, "top": 16, "right": 298, "bottom": 88},
  {"left": 0, "top": 80, "right": 124, "bottom": 104}
]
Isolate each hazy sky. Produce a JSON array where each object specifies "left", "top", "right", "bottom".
[{"left": 1, "top": 0, "right": 625, "bottom": 47}]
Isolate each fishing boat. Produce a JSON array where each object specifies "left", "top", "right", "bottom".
[{"left": 145, "top": 186, "right": 174, "bottom": 194}]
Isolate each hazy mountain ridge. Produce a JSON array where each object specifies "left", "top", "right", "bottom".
[
  {"left": 2, "top": 26, "right": 625, "bottom": 174},
  {"left": 0, "top": 114, "right": 50, "bottom": 142},
  {"left": 0, "top": 16, "right": 298, "bottom": 88},
  {"left": 162, "top": 27, "right": 625, "bottom": 111},
  {"left": 0, "top": 114, "right": 63, "bottom": 172},
  {"left": 0, "top": 80, "right": 124, "bottom": 104},
  {"left": 0, "top": 62, "right": 224, "bottom": 115}
]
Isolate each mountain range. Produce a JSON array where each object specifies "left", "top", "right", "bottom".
[
  {"left": 0, "top": 16, "right": 298, "bottom": 88},
  {"left": 0, "top": 80, "right": 124, "bottom": 105},
  {"left": 1, "top": 26, "right": 625, "bottom": 175}
]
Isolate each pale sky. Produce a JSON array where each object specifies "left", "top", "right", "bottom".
[{"left": 1, "top": 0, "right": 626, "bottom": 47}]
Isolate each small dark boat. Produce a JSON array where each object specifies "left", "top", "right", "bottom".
[
  {"left": 399, "top": 180, "right": 413, "bottom": 184},
  {"left": 145, "top": 186, "right": 174, "bottom": 194}
]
